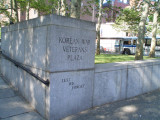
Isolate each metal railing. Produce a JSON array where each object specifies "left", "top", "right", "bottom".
[{"left": 0, "top": 50, "right": 50, "bottom": 86}]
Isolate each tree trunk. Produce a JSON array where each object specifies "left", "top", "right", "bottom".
[
  {"left": 135, "top": 0, "right": 149, "bottom": 60},
  {"left": 130, "top": 0, "right": 139, "bottom": 8},
  {"left": 10, "top": 0, "right": 13, "bottom": 23},
  {"left": 92, "top": 5, "right": 95, "bottom": 22},
  {"left": 27, "top": 1, "right": 30, "bottom": 20},
  {"left": 14, "top": 0, "right": 19, "bottom": 22},
  {"left": 60, "top": 0, "right": 66, "bottom": 16},
  {"left": 57, "top": 0, "right": 61, "bottom": 15},
  {"left": 96, "top": 0, "right": 103, "bottom": 55},
  {"left": 149, "top": 2, "right": 160, "bottom": 58},
  {"left": 70, "top": 0, "right": 81, "bottom": 18}
]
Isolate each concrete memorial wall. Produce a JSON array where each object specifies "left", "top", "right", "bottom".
[
  {"left": 1, "top": 14, "right": 160, "bottom": 120},
  {"left": 47, "top": 15, "right": 96, "bottom": 120},
  {"left": 94, "top": 60, "right": 160, "bottom": 106},
  {"left": 1, "top": 14, "right": 96, "bottom": 120}
]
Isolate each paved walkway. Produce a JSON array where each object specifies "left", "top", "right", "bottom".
[
  {"left": 0, "top": 76, "right": 45, "bottom": 120},
  {"left": 63, "top": 89, "right": 160, "bottom": 120}
]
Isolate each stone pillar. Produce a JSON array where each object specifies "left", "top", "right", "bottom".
[
  {"left": 1, "top": 14, "right": 96, "bottom": 120},
  {"left": 48, "top": 16, "right": 96, "bottom": 120}
]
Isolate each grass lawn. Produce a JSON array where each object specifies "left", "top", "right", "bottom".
[{"left": 95, "top": 54, "right": 160, "bottom": 64}]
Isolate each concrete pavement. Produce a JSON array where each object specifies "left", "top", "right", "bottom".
[
  {"left": 0, "top": 76, "right": 45, "bottom": 120},
  {"left": 63, "top": 89, "right": 160, "bottom": 120}
]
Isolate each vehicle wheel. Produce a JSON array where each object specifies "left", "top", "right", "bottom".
[{"left": 124, "top": 49, "right": 130, "bottom": 55}]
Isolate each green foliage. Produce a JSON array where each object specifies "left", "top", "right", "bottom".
[
  {"left": 30, "top": 0, "right": 58, "bottom": 15},
  {"left": 31, "top": 0, "right": 50, "bottom": 14},
  {"left": 0, "top": 0, "right": 60, "bottom": 26},
  {"left": 113, "top": 0, "right": 160, "bottom": 37},
  {"left": 148, "top": 14, "right": 160, "bottom": 22},
  {"left": 0, "top": 28, "right": 1, "bottom": 38},
  {"left": 82, "top": 0, "right": 121, "bottom": 20},
  {"left": 113, "top": 8, "right": 140, "bottom": 35},
  {"left": 0, "top": 0, "right": 16, "bottom": 26},
  {"left": 16, "top": 0, "right": 29, "bottom": 11}
]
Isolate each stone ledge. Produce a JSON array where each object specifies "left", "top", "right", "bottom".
[
  {"left": 1, "top": 14, "right": 96, "bottom": 33},
  {"left": 95, "top": 59, "right": 160, "bottom": 73}
]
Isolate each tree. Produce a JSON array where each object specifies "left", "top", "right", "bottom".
[
  {"left": 13, "top": 0, "right": 19, "bottom": 22},
  {"left": 30, "top": 0, "right": 68, "bottom": 16},
  {"left": 57, "top": 0, "right": 66, "bottom": 16},
  {"left": 149, "top": 1, "right": 160, "bottom": 58},
  {"left": 18, "top": 0, "right": 32, "bottom": 20},
  {"left": 84, "top": 0, "right": 121, "bottom": 55},
  {"left": 113, "top": 8, "right": 140, "bottom": 36},
  {"left": 0, "top": 28, "right": 1, "bottom": 39},
  {"left": 60, "top": 0, "right": 66, "bottom": 16},
  {"left": 135, "top": 0, "right": 150, "bottom": 60},
  {"left": 10, "top": 0, "right": 13, "bottom": 22},
  {"left": 31, "top": 0, "right": 52, "bottom": 15},
  {"left": 96, "top": 0, "right": 103, "bottom": 55},
  {"left": 0, "top": 0, "right": 16, "bottom": 25},
  {"left": 70, "top": 0, "right": 81, "bottom": 18},
  {"left": 130, "top": 0, "right": 140, "bottom": 7},
  {"left": 0, "top": 0, "right": 32, "bottom": 25}
]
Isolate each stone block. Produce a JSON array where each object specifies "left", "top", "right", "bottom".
[
  {"left": 47, "top": 25, "right": 96, "bottom": 72},
  {"left": 0, "top": 58, "right": 5, "bottom": 76},
  {"left": 93, "top": 70, "right": 123, "bottom": 106},
  {"left": 95, "top": 63, "right": 127, "bottom": 73},
  {"left": 142, "top": 66, "right": 153, "bottom": 93},
  {"left": 11, "top": 29, "right": 25, "bottom": 63},
  {"left": 10, "top": 30, "right": 17, "bottom": 58},
  {"left": 120, "top": 69, "right": 127, "bottom": 100},
  {"left": 152, "top": 59, "right": 160, "bottom": 65},
  {"left": 10, "top": 63, "right": 18, "bottom": 88},
  {"left": 45, "top": 85, "right": 50, "bottom": 119},
  {"left": 127, "top": 67, "right": 144, "bottom": 98},
  {"left": 8, "top": 31, "right": 14, "bottom": 56},
  {"left": 50, "top": 70, "right": 94, "bottom": 120},
  {"left": 127, "top": 60, "right": 152, "bottom": 69},
  {"left": 18, "top": 20, "right": 30, "bottom": 30},
  {"left": 25, "top": 26, "right": 47, "bottom": 70},
  {"left": 49, "top": 15, "right": 95, "bottom": 31},
  {"left": 9, "top": 23, "right": 18, "bottom": 32},
  {"left": 3, "top": 59, "right": 11, "bottom": 80},
  {"left": 24, "top": 68, "right": 48, "bottom": 118},
  {"left": 152, "top": 64, "right": 160, "bottom": 89},
  {"left": 31, "top": 15, "right": 51, "bottom": 28},
  {"left": 3, "top": 14, "right": 95, "bottom": 32},
  {"left": 17, "top": 68, "right": 26, "bottom": 97},
  {"left": 1, "top": 26, "right": 6, "bottom": 33},
  {"left": 1, "top": 31, "right": 11, "bottom": 54},
  {"left": 1, "top": 14, "right": 96, "bottom": 120},
  {"left": 24, "top": 27, "right": 33, "bottom": 65}
]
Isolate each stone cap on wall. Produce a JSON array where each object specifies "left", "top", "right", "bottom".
[
  {"left": 1, "top": 14, "right": 96, "bottom": 33},
  {"left": 95, "top": 59, "right": 160, "bottom": 73}
]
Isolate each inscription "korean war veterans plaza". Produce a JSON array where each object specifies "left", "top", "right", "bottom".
[{"left": 59, "top": 37, "right": 90, "bottom": 61}]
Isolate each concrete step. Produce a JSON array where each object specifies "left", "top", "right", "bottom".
[{"left": 0, "top": 77, "right": 46, "bottom": 120}]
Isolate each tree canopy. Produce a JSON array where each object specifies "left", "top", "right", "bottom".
[{"left": 113, "top": 8, "right": 140, "bottom": 36}]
